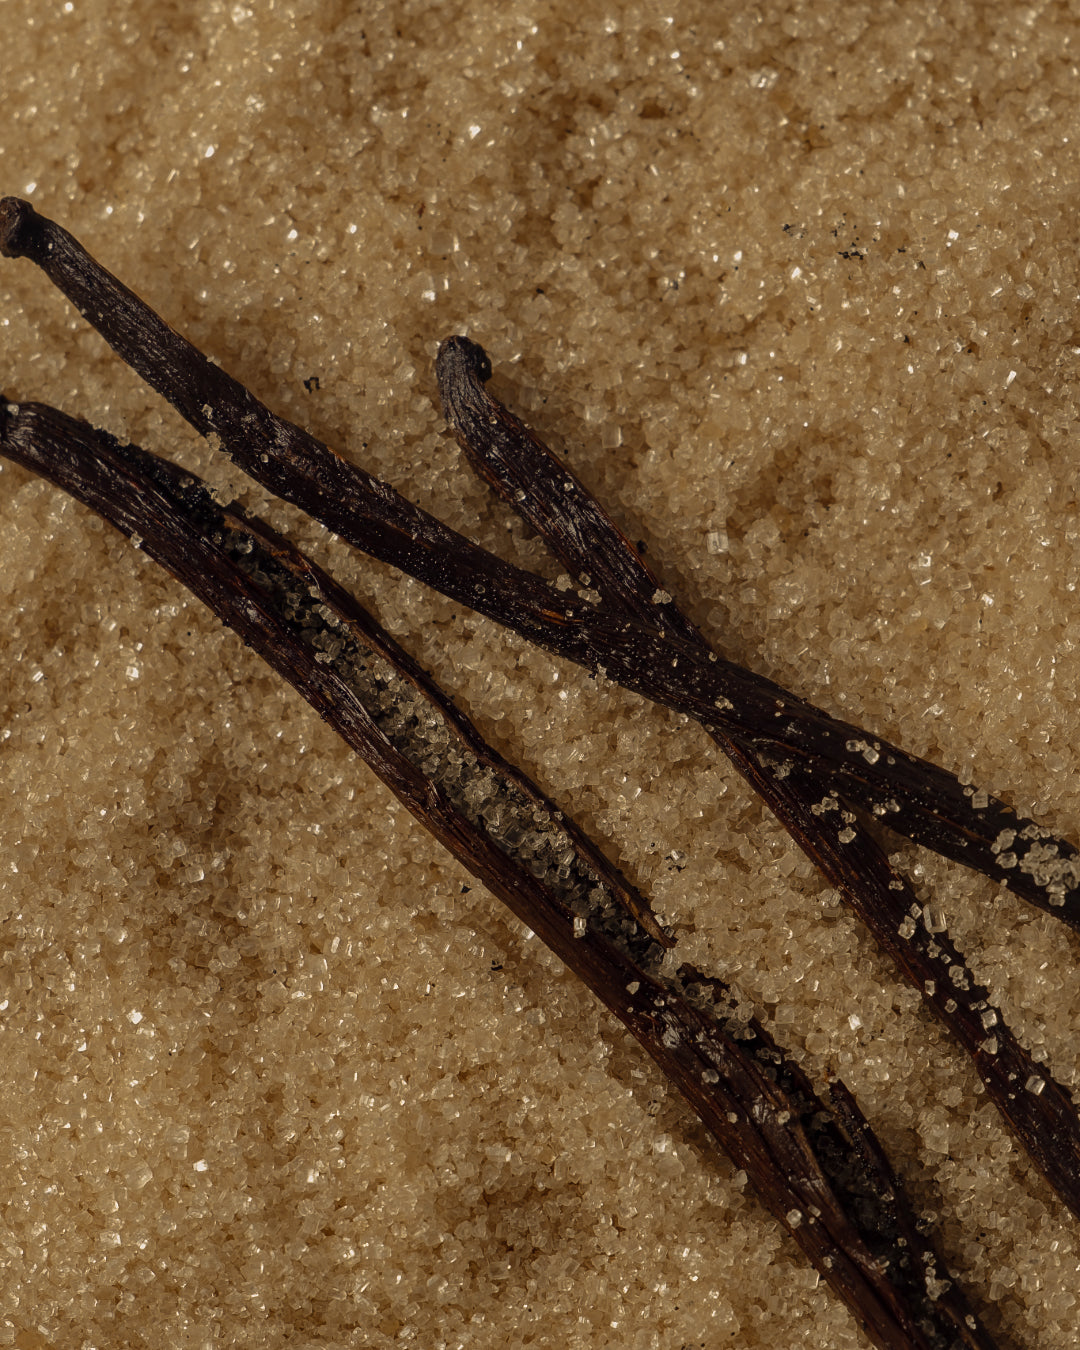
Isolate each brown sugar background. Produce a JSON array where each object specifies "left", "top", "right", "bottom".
[{"left": 3, "top": 2, "right": 1080, "bottom": 1345}]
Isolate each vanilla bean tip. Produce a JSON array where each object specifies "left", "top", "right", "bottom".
[
  {"left": 0, "top": 196, "right": 44, "bottom": 261},
  {"left": 436, "top": 334, "right": 493, "bottom": 386}
]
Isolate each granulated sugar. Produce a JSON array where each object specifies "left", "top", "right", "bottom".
[{"left": 3, "top": 3, "right": 1080, "bottom": 1346}]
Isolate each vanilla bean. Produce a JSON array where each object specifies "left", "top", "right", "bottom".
[
  {"left": 5, "top": 200, "right": 1080, "bottom": 1224},
  {"left": 0, "top": 395, "right": 1000, "bottom": 1350},
  {"left": 2, "top": 197, "right": 1075, "bottom": 938},
  {"left": 435, "top": 334, "right": 1080, "bottom": 1225},
  {"left": 0, "top": 396, "right": 669, "bottom": 944},
  {"left": 433, "top": 334, "right": 1080, "bottom": 926}
]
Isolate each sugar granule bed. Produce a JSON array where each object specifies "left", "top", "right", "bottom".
[{"left": 2, "top": 3, "right": 1080, "bottom": 1347}]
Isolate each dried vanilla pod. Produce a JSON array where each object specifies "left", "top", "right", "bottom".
[
  {"left": 3, "top": 197, "right": 1077, "bottom": 936},
  {"left": 5, "top": 194, "right": 1080, "bottom": 1230},
  {"left": 435, "top": 332, "right": 1080, "bottom": 1224},
  {"left": 8, "top": 195, "right": 1080, "bottom": 1343},
  {"left": 0, "top": 394, "right": 999, "bottom": 1349}
]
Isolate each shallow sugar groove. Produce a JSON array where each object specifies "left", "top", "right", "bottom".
[{"left": 4, "top": 2, "right": 1080, "bottom": 1347}]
